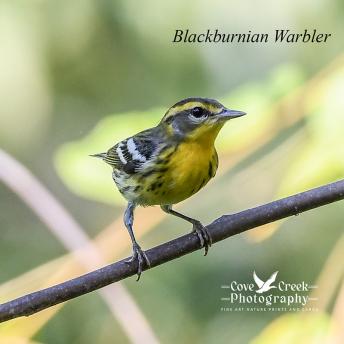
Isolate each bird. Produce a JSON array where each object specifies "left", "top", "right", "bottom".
[
  {"left": 253, "top": 271, "right": 278, "bottom": 293},
  {"left": 91, "top": 97, "right": 246, "bottom": 280}
]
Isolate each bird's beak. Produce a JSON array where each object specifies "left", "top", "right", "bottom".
[{"left": 217, "top": 108, "right": 246, "bottom": 121}]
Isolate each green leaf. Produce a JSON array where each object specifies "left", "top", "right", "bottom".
[
  {"left": 55, "top": 110, "right": 163, "bottom": 205},
  {"left": 277, "top": 69, "right": 344, "bottom": 197},
  {"left": 252, "top": 312, "right": 331, "bottom": 344}
]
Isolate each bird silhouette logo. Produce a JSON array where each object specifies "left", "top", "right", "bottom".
[{"left": 253, "top": 271, "right": 279, "bottom": 293}]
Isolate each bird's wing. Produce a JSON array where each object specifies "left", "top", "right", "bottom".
[
  {"left": 253, "top": 271, "right": 264, "bottom": 289},
  {"left": 105, "top": 129, "right": 160, "bottom": 174},
  {"left": 265, "top": 271, "right": 278, "bottom": 287}
]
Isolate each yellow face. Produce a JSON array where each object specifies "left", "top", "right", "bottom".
[{"left": 161, "top": 97, "right": 245, "bottom": 144}]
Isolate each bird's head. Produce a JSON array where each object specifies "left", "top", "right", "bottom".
[{"left": 160, "top": 97, "right": 246, "bottom": 143}]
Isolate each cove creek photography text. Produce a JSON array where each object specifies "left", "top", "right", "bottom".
[
  {"left": 219, "top": 271, "right": 319, "bottom": 313},
  {"left": 172, "top": 29, "right": 332, "bottom": 43}
]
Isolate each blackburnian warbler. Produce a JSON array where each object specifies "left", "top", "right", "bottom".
[{"left": 92, "top": 97, "right": 246, "bottom": 279}]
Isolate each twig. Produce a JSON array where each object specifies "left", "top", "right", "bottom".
[
  {"left": 0, "top": 150, "right": 159, "bottom": 343},
  {"left": 1, "top": 179, "right": 343, "bottom": 323}
]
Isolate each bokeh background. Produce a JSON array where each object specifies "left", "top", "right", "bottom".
[{"left": 0, "top": 1, "right": 343, "bottom": 343}]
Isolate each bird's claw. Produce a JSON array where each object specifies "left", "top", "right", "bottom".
[
  {"left": 125, "top": 243, "right": 151, "bottom": 281},
  {"left": 192, "top": 221, "right": 212, "bottom": 256}
]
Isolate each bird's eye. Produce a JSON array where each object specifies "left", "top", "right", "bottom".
[{"left": 191, "top": 107, "right": 204, "bottom": 118}]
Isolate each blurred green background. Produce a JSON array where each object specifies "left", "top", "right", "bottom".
[{"left": 0, "top": 1, "right": 343, "bottom": 343}]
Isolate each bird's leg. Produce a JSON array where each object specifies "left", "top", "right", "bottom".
[
  {"left": 124, "top": 202, "right": 150, "bottom": 280},
  {"left": 161, "top": 205, "right": 212, "bottom": 255}
]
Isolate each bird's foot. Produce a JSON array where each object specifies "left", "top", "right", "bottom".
[
  {"left": 192, "top": 221, "right": 212, "bottom": 256},
  {"left": 125, "top": 243, "right": 151, "bottom": 281}
]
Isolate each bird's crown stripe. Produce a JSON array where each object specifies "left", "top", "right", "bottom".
[{"left": 163, "top": 101, "right": 222, "bottom": 120}]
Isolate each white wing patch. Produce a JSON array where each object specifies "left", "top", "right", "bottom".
[
  {"left": 116, "top": 144, "right": 127, "bottom": 164},
  {"left": 127, "top": 138, "right": 146, "bottom": 162}
]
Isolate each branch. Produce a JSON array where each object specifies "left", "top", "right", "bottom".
[
  {"left": 1, "top": 179, "right": 343, "bottom": 322},
  {"left": 0, "top": 149, "right": 159, "bottom": 343}
]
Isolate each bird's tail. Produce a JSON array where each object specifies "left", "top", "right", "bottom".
[{"left": 89, "top": 152, "right": 107, "bottom": 159}]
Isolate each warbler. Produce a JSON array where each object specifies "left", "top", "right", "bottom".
[{"left": 92, "top": 97, "right": 246, "bottom": 279}]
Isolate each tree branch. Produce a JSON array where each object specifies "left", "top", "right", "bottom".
[{"left": 1, "top": 179, "right": 343, "bottom": 323}]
